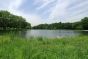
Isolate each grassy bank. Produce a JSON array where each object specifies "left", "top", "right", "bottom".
[{"left": 0, "top": 35, "right": 88, "bottom": 59}]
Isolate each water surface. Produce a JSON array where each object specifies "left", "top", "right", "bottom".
[{"left": 0, "top": 30, "right": 88, "bottom": 38}]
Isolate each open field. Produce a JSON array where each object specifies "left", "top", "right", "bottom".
[{"left": 0, "top": 35, "right": 88, "bottom": 59}]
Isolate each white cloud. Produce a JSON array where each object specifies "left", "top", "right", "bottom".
[
  {"left": 36, "top": 0, "right": 55, "bottom": 10},
  {"left": 69, "top": 1, "right": 88, "bottom": 11},
  {"left": 0, "top": 0, "right": 88, "bottom": 26},
  {"left": 0, "top": 0, "right": 24, "bottom": 14},
  {"left": 9, "top": 0, "right": 24, "bottom": 9},
  {"left": 48, "top": 0, "right": 69, "bottom": 20},
  {"left": 0, "top": 0, "right": 23, "bottom": 9},
  {"left": 26, "top": 14, "right": 44, "bottom": 26},
  {"left": 34, "top": 0, "right": 50, "bottom": 5}
]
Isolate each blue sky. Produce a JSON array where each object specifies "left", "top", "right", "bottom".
[{"left": 0, "top": 0, "right": 88, "bottom": 26}]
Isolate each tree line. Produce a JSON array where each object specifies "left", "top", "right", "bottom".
[
  {"left": 32, "top": 17, "right": 88, "bottom": 30},
  {"left": 0, "top": 10, "right": 31, "bottom": 30},
  {"left": 0, "top": 10, "right": 88, "bottom": 30}
]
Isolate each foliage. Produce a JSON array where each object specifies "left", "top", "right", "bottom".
[
  {"left": 0, "top": 10, "right": 88, "bottom": 30},
  {"left": 32, "top": 22, "right": 74, "bottom": 29},
  {"left": 32, "top": 17, "right": 88, "bottom": 30},
  {"left": 81, "top": 17, "right": 88, "bottom": 29},
  {"left": 0, "top": 10, "right": 31, "bottom": 30}
]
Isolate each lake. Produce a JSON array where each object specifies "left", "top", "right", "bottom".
[{"left": 0, "top": 30, "right": 88, "bottom": 38}]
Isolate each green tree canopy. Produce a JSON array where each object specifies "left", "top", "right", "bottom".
[
  {"left": 32, "top": 17, "right": 88, "bottom": 30},
  {"left": 0, "top": 10, "right": 31, "bottom": 30},
  {"left": 81, "top": 17, "right": 88, "bottom": 30}
]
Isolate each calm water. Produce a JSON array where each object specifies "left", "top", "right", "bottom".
[{"left": 0, "top": 30, "right": 88, "bottom": 38}]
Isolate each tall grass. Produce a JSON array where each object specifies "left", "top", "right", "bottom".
[{"left": 0, "top": 35, "right": 88, "bottom": 59}]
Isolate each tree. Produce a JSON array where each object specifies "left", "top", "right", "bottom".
[
  {"left": 72, "top": 22, "right": 82, "bottom": 30},
  {"left": 81, "top": 17, "right": 88, "bottom": 29},
  {"left": 0, "top": 10, "right": 31, "bottom": 30},
  {"left": 32, "top": 17, "right": 88, "bottom": 30}
]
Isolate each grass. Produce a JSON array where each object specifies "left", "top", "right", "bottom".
[{"left": 0, "top": 35, "right": 88, "bottom": 59}]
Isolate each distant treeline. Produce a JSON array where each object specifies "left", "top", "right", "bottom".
[
  {"left": 32, "top": 17, "right": 88, "bottom": 30},
  {"left": 0, "top": 10, "right": 31, "bottom": 30},
  {"left": 0, "top": 10, "right": 88, "bottom": 30}
]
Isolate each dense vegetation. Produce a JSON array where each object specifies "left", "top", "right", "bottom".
[
  {"left": 0, "top": 35, "right": 88, "bottom": 59},
  {"left": 32, "top": 17, "right": 88, "bottom": 30},
  {"left": 0, "top": 10, "right": 31, "bottom": 30},
  {"left": 0, "top": 10, "right": 88, "bottom": 30}
]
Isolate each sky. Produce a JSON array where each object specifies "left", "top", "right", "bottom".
[{"left": 0, "top": 0, "right": 88, "bottom": 26}]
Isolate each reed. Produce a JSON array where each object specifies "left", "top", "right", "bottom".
[{"left": 0, "top": 35, "right": 88, "bottom": 59}]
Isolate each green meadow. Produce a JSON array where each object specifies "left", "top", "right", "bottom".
[{"left": 0, "top": 35, "right": 88, "bottom": 59}]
